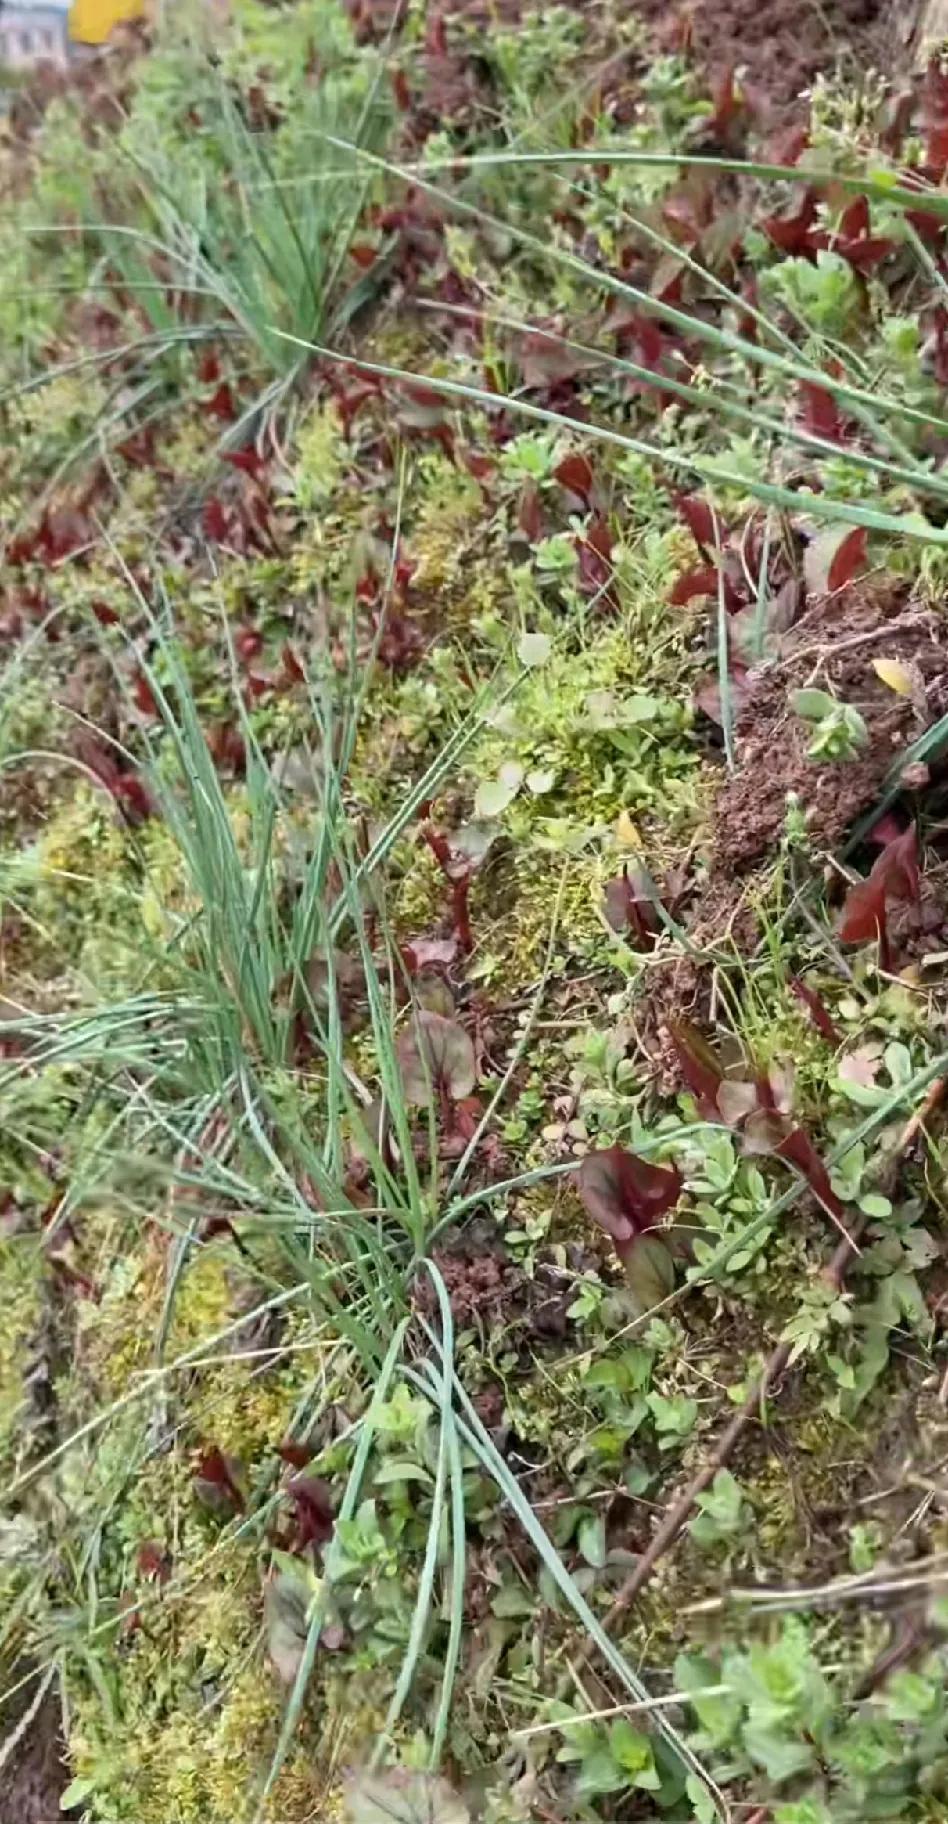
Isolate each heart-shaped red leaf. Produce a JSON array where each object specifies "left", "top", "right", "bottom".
[{"left": 577, "top": 1144, "right": 681, "bottom": 1253}]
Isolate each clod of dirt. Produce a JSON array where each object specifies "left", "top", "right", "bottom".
[
  {"left": 633, "top": 0, "right": 889, "bottom": 125},
  {"left": 712, "top": 588, "right": 948, "bottom": 874},
  {"left": 1, "top": 1678, "right": 76, "bottom": 1824},
  {"left": 417, "top": 1222, "right": 578, "bottom": 1340}
]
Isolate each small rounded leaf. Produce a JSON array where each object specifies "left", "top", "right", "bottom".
[
  {"left": 397, "top": 1010, "right": 476, "bottom": 1104},
  {"left": 345, "top": 1769, "right": 470, "bottom": 1824},
  {"left": 517, "top": 630, "right": 552, "bottom": 668},
  {"left": 474, "top": 761, "right": 523, "bottom": 818}
]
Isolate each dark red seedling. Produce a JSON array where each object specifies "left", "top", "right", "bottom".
[
  {"left": 789, "top": 976, "right": 841, "bottom": 1046},
  {"left": 554, "top": 452, "right": 594, "bottom": 505},
  {"left": 202, "top": 498, "right": 229, "bottom": 543},
  {"left": 74, "top": 731, "right": 154, "bottom": 826},
  {"left": 132, "top": 670, "right": 158, "bottom": 716},
  {"left": 277, "top": 1440, "right": 312, "bottom": 1471},
  {"left": 808, "top": 195, "right": 895, "bottom": 271},
  {"left": 137, "top": 1541, "right": 171, "bottom": 1584},
  {"left": 669, "top": 564, "right": 719, "bottom": 607},
  {"left": 797, "top": 382, "right": 847, "bottom": 445},
  {"left": 193, "top": 1445, "right": 244, "bottom": 1513},
  {"left": 577, "top": 1143, "right": 682, "bottom": 1308},
  {"left": 285, "top": 1474, "right": 334, "bottom": 1552},
  {"left": 235, "top": 627, "right": 264, "bottom": 664},
  {"left": 397, "top": 1009, "right": 476, "bottom": 1129},
  {"left": 839, "top": 825, "right": 920, "bottom": 971},
  {"left": 575, "top": 516, "right": 614, "bottom": 601},
  {"left": 760, "top": 188, "right": 819, "bottom": 253},
  {"left": 667, "top": 1020, "right": 844, "bottom": 1220},
  {"left": 676, "top": 493, "right": 719, "bottom": 555},
  {"left": 204, "top": 382, "right": 237, "bottom": 423},
  {"left": 803, "top": 523, "right": 866, "bottom": 597},
  {"left": 420, "top": 823, "right": 473, "bottom": 954},
  {"left": 222, "top": 446, "right": 265, "bottom": 481},
  {"left": 603, "top": 863, "right": 683, "bottom": 950}
]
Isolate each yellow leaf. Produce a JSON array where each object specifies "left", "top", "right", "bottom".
[
  {"left": 615, "top": 810, "right": 641, "bottom": 850},
  {"left": 872, "top": 657, "right": 913, "bottom": 697}
]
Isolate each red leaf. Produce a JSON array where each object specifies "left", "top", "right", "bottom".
[
  {"left": 789, "top": 976, "right": 841, "bottom": 1045},
  {"left": 391, "top": 67, "right": 411, "bottom": 111},
  {"left": 401, "top": 936, "right": 459, "bottom": 972},
  {"left": 554, "top": 452, "right": 594, "bottom": 502},
  {"left": 222, "top": 447, "right": 265, "bottom": 480},
  {"left": 137, "top": 1541, "right": 171, "bottom": 1583},
  {"left": 666, "top": 1019, "right": 725, "bottom": 1119},
  {"left": 194, "top": 1446, "right": 244, "bottom": 1512},
  {"left": 576, "top": 516, "right": 613, "bottom": 597},
  {"left": 204, "top": 383, "right": 237, "bottom": 423},
  {"left": 235, "top": 627, "right": 264, "bottom": 664},
  {"left": 132, "top": 670, "right": 158, "bottom": 716},
  {"left": 518, "top": 483, "right": 543, "bottom": 543},
  {"left": 693, "top": 667, "right": 751, "bottom": 725},
  {"left": 463, "top": 451, "right": 495, "bottom": 482},
  {"left": 669, "top": 564, "right": 718, "bottom": 606},
  {"left": 207, "top": 721, "right": 247, "bottom": 775},
  {"left": 278, "top": 1440, "right": 312, "bottom": 1470},
  {"left": 803, "top": 524, "right": 867, "bottom": 597},
  {"left": 761, "top": 190, "right": 818, "bottom": 253},
  {"left": 839, "top": 825, "right": 920, "bottom": 959},
  {"left": 577, "top": 1143, "right": 681, "bottom": 1260},
  {"left": 603, "top": 865, "right": 662, "bottom": 949},
  {"left": 828, "top": 525, "right": 867, "bottom": 590},
  {"left": 281, "top": 644, "right": 305, "bottom": 685},
  {"left": 676, "top": 493, "right": 718, "bottom": 551},
  {"left": 286, "top": 1474, "right": 334, "bottom": 1551},
  {"left": 202, "top": 498, "right": 229, "bottom": 543},
  {"left": 111, "top": 774, "right": 154, "bottom": 826},
  {"left": 797, "top": 382, "right": 844, "bottom": 443},
  {"left": 709, "top": 64, "right": 740, "bottom": 136},
  {"left": 839, "top": 195, "right": 870, "bottom": 241},
  {"left": 775, "top": 1127, "right": 845, "bottom": 1220}
]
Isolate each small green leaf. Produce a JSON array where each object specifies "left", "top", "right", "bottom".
[
  {"left": 790, "top": 687, "right": 837, "bottom": 722},
  {"left": 61, "top": 1778, "right": 96, "bottom": 1811},
  {"left": 646, "top": 1390, "right": 698, "bottom": 1444},
  {"left": 743, "top": 1725, "right": 815, "bottom": 1783},
  {"left": 686, "top": 1771, "right": 720, "bottom": 1823},
  {"left": 474, "top": 760, "right": 524, "bottom": 818},
  {"left": 623, "top": 694, "right": 662, "bottom": 723},
  {"left": 857, "top": 1191, "right": 891, "bottom": 1219},
  {"left": 610, "top": 1718, "right": 660, "bottom": 1787},
  {"left": 577, "top": 1511, "right": 607, "bottom": 1569},
  {"left": 518, "top": 630, "right": 552, "bottom": 667}
]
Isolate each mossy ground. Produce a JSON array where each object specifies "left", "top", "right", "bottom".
[{"left": 4, "top": 4, "right": 948, "bottom": 1822}]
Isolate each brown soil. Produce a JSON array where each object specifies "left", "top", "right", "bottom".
[
  {"left": 713, "top": 585, "right": 948, "bottom": 874},
  {"left": 1, "top": 1682, "right": 74, "bottom": 1824},
  {"left": 632, "top": 0, "right": 891, "bottom": 125}
]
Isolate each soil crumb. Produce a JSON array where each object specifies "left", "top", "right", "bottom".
[
  {"left": 633, "top": 0, "right": 889, "bottom": 123},
  {"left": 713, "top": 587, "right": 948, "bottom": 874},
  {"left": 1, "top": 1682, "right": 74, "bottom": 1824}
]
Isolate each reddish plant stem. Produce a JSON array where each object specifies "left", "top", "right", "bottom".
[{"left": 420, "top": 824, "right": 473, "bottom": 952}]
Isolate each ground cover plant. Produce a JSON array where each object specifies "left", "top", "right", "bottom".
[{"left": 6, "top": 2, "right": 948, "bottom": 1821}]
